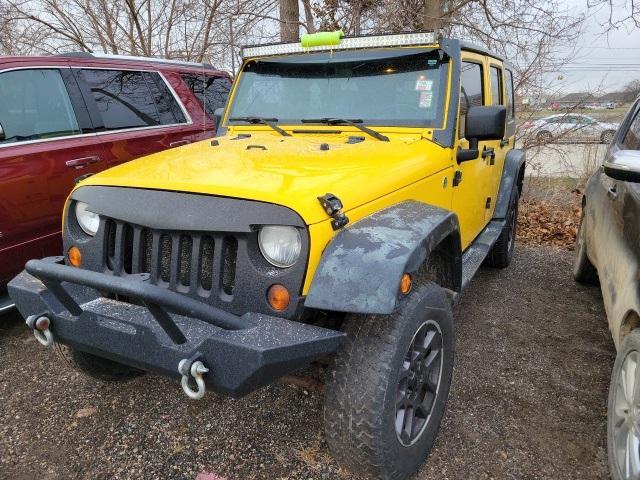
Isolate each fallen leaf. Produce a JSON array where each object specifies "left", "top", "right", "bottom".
[
  {"left": 196, "top": 472, "right": 228, "bottom": 480},
  {"left": 75, "top": 407, "right": 97, "bottom": 418}
]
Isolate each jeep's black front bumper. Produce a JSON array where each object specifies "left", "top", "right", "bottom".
[{"left": 8, "top": 257, "right": 344, "bottom": 397}]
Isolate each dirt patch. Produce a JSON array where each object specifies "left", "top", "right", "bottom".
[{"left": 0, "top": 246, "right": 614, "bottom": 479}]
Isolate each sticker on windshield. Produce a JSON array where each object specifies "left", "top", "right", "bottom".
[
  {"left": 415, "top": 77, "right": 433, "bottom": 91},
  {"left": 419, "top": 91, "right": 433, "bottom": 109}
]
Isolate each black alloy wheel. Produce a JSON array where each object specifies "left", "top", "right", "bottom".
[{"left": 395, "top": 320, "right": 444, "bottom": 446}]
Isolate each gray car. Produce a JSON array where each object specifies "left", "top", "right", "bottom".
[
  {"left": 573, "top": 97, "right": 640, "bottom": 480},
  {"left": 522, "top": 113, "right": 618, "bottom": 144}
]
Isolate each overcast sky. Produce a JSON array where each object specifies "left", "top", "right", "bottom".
[{"left": 551, "top": 0, "right": 640, "bottom": 93}]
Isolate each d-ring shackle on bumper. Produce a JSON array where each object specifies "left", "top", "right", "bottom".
[
  {"left": 25, "top": 315, "right": 54, "bottom": 347},
  {"left": 179, "top": 359, "right": 210, "bottom": 400}
]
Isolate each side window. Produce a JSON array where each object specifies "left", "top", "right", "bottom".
[
  {"left": 81, "top": 69, "right": 161, "bottom": 130},
  {"left": 505, "top": 69, "right": 515, "bottom": 119},
  {"left": 459, "top": 61, "right": 484, "bottom": 138},
  {"left": 490, "top": 66, "right": 503, "bottom": 106},
  {"left": 141, "top": 72, "right": 187, "bottom": 125},
  {"left": 182, "top": 74, "right": 232, "bottom": 118},
  {"left": 622, "top": 110, "right": 640, "bottom": 150},
  {"left": 0, "top": 69, "right": 81, "bottom": 144}
]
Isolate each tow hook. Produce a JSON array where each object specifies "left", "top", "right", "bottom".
[
  {"left": 25, "top": 315, "right": 53, "bottom": 347},
  {"left": 178, "top": 358, "right": 209, "bottom": 400}
]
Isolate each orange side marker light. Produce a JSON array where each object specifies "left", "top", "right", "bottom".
[
  {"left": 400, "top": 273, "right": 412, "bottom": 295},
  {"left": 68, "top": 246, "right": 82, "bottom": 267},
  {"left": 267, "top": 284, "right": 290, "bottom": 311}
]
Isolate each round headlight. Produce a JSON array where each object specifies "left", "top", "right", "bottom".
[
  {"left": 75, "top": 201, "right": 100, "bottom": 236},
  {"left": 258, "top": 226, "right": 301, "bottom": 268}
]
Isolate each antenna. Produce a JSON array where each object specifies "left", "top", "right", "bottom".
[
  {"left": 202, "top": 62, "right": 206, "bottom": 133},
  {"left": 229, "top": 17, "right": 236, "bottom": 75}
]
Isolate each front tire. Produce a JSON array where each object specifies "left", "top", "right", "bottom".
[
  {"left": 608, "top": 330, "right": 640, "bottom": 480},
  {"left": 573, "top": 209, "right": 598, "bottom": 285},
  {"left": 54, "top": 343, "right": 144, "bottom": 382},
  {"left": 324, "top": 283, "right": 454, "bottom": 480}
]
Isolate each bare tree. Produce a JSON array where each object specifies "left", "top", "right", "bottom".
[
  {"left": 624, "top": 79, "right": 640, "bottom": 102},
  {"left": 1, "top": 0, "right": 278, "bottom": 64},
  {"left": 0, "top": 0, "right": 583, "bottom": 98},
  {"left": 588, "top": 0, "right": 639, "bottom": 30}
]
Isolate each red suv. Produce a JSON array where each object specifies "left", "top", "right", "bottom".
[{"left": 0, "top": 53, "right": 232, "bottom": 308}]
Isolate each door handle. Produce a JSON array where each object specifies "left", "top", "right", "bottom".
[
  {"left": 65, "top": 156, "right": 100, "bottom": 169},
  {"left": 482, "top": 146, "right": 495, "bottom": 165},
  {"left": 607, "top": 185, "right": 618, "bottom": 200},
  {"left": 170, "top": 139, "right": 190, "bottom": 148}
]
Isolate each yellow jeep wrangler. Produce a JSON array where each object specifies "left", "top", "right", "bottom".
[{"left": 9, "top": 32, "right": 524, "bottom": 479}]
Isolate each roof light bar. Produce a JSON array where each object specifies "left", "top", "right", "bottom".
[{"left": 242, "top": 31, "right": 437, "bottom": 59}]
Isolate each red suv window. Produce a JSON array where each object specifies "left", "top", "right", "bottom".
[
  {"left": 79, "top": 69, "right": 187, "bottom": 130},
  {"left": 181, "top": 74, "right": 232, "bottom": 117},
  {"left": 0, "top": 69, "right": 82, "bottom": 144}
]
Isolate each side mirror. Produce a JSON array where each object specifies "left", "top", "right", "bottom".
[
  {"left": 604, "top": 150, "right": 640, "bottom": 183},
  {"left": 465, "top": 105, "right": 506, "bottom": 141},
  {"left": 213, "top": 107, "right": 225, "bottom": 136},
  {"left": 0, "top": 122, "right": 5, "bottom": 142},
  {"left": 457, "top": 106, "right": 506, "bottom": 163}
]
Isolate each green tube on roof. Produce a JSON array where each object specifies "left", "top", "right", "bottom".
[{"left": 300, "top": 30, "right": 344, "bottom": 48}]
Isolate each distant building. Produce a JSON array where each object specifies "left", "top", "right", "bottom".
[{"left": 550, "top": 91, "right": 628, "bottom": 109}]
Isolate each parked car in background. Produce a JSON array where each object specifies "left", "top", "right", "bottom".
[
  {"left": 521, "top": 113, "right": 618, "bottom": 144},
  {"left": 0, "top": 53, "right": 232, "bottom": 309},
  {"left": 573, "top": 96, "right": 640, "bottom": 480}
]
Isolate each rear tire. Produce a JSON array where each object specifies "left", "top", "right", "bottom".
[
  {"left": 485, "top": 187, "right": 519, "bottom": 269},
  {"left": 573, "top": 209, "right": 599, "bottom": 285},
  {"left": 324, "top": 282, "right": 454, "bottom": 480},
  {"left": 54, "top": 343, "right": 144, "bottom": 382}
]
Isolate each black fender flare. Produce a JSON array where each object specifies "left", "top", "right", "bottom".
[
  {"left": 493, "top": 148, "right": 526, "bottom": 219},
  {"left": 304, "top": 201, "right": 461, "bottom": 315}
]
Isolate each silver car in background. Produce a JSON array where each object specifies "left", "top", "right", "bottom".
[{"left": 521, "top": 113, "right": 619, "bottom": 144}]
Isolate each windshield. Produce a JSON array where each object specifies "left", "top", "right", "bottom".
[{"left": 228, "top": 50, "right": 448, "bottom": 128}]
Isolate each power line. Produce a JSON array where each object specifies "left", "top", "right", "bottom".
[{"left": 579, "top": 46, "right": 640, "bottom": 50}]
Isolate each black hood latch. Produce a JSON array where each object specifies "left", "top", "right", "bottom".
[{"left": 318, "top": 193, "right": 349, "bottom": 231}]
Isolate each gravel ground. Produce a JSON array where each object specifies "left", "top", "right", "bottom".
[{"left": 0, "top": 245, "right": 614, "bottom": 480}]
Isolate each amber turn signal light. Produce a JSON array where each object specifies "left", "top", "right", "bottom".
[
  {"left": 68, "top": 246, "right": 82, "bottom": 267},
  {"left": 400, "top": 273, "right": 412, "bottom": 295},
  {"left": 267, "top": 284, "right": 290, "bottom": 311}
]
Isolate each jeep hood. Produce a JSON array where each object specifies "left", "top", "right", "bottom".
[{"left": 79, "top": 133, "right": 451, "bottom": 225}]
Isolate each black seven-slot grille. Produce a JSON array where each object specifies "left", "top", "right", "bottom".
[
  {"left": 104, "top": 219, "right": 239, "bottom": 297},
  {"left": 66, "top": 187, "right": 309, "bottom": 318}
]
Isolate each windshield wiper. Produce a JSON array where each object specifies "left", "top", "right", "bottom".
[
  {"left": 301, "top": 118, "right": 389, "bottom": 142},
  {"left": 228, "top": 116, "right": 290, "bottom": 137}
]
